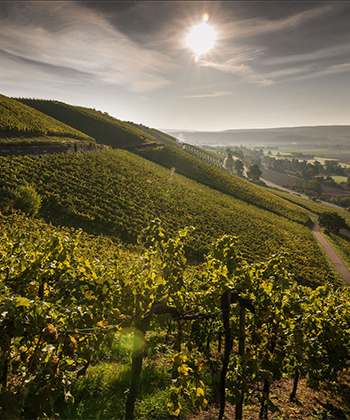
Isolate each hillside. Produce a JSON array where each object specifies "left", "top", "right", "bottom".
[
  {"left": 136, "top": 145, "right": 309, "bottom": 224},
  {"left": 0, "top": 94, "right": 93, "bottom": 142},
  {"left": 0, "top": 149, "right": 340, "bottom": 287},
  {"left": 17, "top": 98, "right": 160, "bottom": 149}
]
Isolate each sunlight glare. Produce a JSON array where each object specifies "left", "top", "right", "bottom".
[{"left": 186, "top": 14, "right": 216, "bottom": 60}]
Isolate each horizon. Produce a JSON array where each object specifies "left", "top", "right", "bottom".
[
  {"left": 163, "top": 123, "right": 350, "bottom": 133},
  {"left": 1, "top": 1, "right": 350, "bottom": 132}
]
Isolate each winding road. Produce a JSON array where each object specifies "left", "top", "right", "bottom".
[{"left": 260, "top": 176, "right": 350, "bottom": 286}]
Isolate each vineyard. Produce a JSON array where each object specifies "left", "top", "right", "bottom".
[
  {"left": 0, "top": 150, "right": 339, "bottom": 286},
  {"left": 1, "top": 212, "right": 350, "bottom": 419},
  {"left": 181, "top": 143, "right": 223, "bottom": 169},
  {"left": 136, "top": 146, "right": 310, "bottom": 225},
  {"left": 0, "top": 94, "right": 92, "bottom": 142},
  {"left": 16, "top": 99, "right": 159, "bottom": 149},
  {"left": 1, "top": 95, "right": 350, "bottom": 419}
]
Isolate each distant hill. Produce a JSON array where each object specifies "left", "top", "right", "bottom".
[
  {"left": 166, "top": 126, "right": 350, "bottom": 147},
  {"left": 0, "top": 94, "right": 93, "bottom": 142},
  {"left": 17, "top": 99, "right": 160, "bottom": 149}
]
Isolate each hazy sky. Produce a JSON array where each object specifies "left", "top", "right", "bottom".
[{"left": 1, "top": 1, "right": 350, "bottom": 131}]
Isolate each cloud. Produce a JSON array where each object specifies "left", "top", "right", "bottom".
[
  {"left": 218, "top": 3, "right": 335, "bottom": 41},
  {"left": 0, "top": 2, "right": 176, "bottom": 93},
  {"left": 196, "top": 3, "right": 350, "bottom": 86},
  {"left": 199, "top": 46, "right": 273, "bottom": 86},
  {"left": 179, "top": 90, "right": 232, "bottom": 99}
]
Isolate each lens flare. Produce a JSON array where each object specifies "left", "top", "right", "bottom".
[{"left": 118, "top": 327, "right": 145, "bottom": 353}]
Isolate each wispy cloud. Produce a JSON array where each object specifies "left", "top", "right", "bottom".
[
  {"left": 179, "top": 90, "right": 232, "bottom": 99},
  {"left": 218, "top": 3, "right": 335, "bottom": 41},
  {"left": 0, "top": 2, "right": 176, "bottom": 93},
  {"left": 198, "top": 3, "right": 350, "bottom": 86}
]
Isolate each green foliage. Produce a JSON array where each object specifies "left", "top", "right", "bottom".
[
  {"left": 12, "top": 184, "right": 41, "bottom": 216},
  {"left": 247, "top": 164, "right": 262, "bottom": 182},
  {"left": 319, "top": 211, "right": 346, "bottom": 234},
  {"left": 270, "top": 189, "right": 350, "bottom": 228},
  {"left": 1, "top": 213, "right": 350, "bottom": 419},
  {"left": 17, "top": 99, "right": 157, "bottom": 149},
  {"left": 233, "top": 159, "right": 244, "bottom": 176},
  {"left": 0, "top": 94, "right": 93, "bottom": 141},
  {"left": 0, "top": 213, "right": 123, "bottom": 418},
  {"left": 0, "top": 150, "right": 338, "bottom": 286},
  {"left": 168, "top": 353, "right": 207, "bottom": 416},
  {"left": 136, "top": 145, "right": 309, "bottom": 225}
]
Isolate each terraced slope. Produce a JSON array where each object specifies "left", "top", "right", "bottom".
[
  {"left": 0, "top": 94, "right": 93, "bottom": 142},
  {"left": 17, "top": 99, "right": 159, "bottom": 149},
  {"left": 0, "top": 150, "right": 339, "bottom": 287}
]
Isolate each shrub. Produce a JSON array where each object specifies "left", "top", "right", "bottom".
[{"left": 13, "top": 184, "right": 41, "bottom": 216}]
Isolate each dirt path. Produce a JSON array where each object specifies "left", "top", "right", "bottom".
[
  {"left": 258, "top": 176, "right": 350, "bottom": 285},
  {"left": 238, "top": 170, "right": 350, "bottom": 285},
  {"left": 308, "top": 213, "right": 350, "bottom": 285}
]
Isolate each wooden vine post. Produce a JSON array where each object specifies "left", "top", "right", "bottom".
[
  {"left": 236, "top": 302, "right": 246, "bottom": 420},
  {"left": 124, "top": 303, "right": 181, "bottom": 420},
  {"left": 219, "top": 289, "right": 255, "bottom": 420},
  {"left": 218, "top": 290, "right": 233, "bottom": 420}
]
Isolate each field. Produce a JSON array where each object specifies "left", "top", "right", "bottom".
[
  {"left": 261, "top": 168, "right": 298, "bottom": 187},
  {"left": 269, "top": 147, "right": 350, "bottom": 165}
]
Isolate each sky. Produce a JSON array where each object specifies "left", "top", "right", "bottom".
[{"left": 0, "top": 0, "right": 350, "bottom": 131}]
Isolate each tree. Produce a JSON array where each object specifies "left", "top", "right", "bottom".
[
  {"left": 247, "top": 164, "right": 262, "bottom": 182},
  {"left": 324, "top": 160, "right": 345, "bottom": 176},
  {"left": 345, "top": 176, "right": 350, "bottom": 191},
  {"left": 307, "top": 180, "right": 323, "bottom": 195},
  {"left": 233, "top": 159, "right": 244, "bottom": 176},
  {"left": 318, "top": 211, "right": 346, "bottom": 234},
  {"left": 223, "top": 148, "right": 235, "bottom": 172}
]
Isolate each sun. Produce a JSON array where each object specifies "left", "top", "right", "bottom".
[{"left": 186, "top": 13, "right": 216, "bottom": 60}]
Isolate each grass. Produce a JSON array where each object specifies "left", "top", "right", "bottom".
[
  {"left": 331, "top": 176, "right": 347, "bottom": 183},
  {"left": 57, "top": 330, "right": 194, "bottom": 420},
  {"left": 60, "top": 362, "right": 131, "bottom": 419},
  {"left": 58, "top": 329, "right": 350, "bottom": 420}
]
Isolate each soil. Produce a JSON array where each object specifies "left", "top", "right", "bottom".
[{"left": 187, "top": 372, "right": 350, "bottom": 420}]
